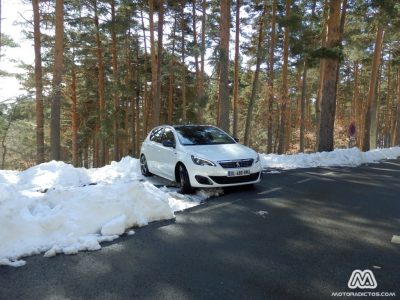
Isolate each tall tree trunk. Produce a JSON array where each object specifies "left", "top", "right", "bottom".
[
  {"left": 50, "top": 0, "right": 64, "bottom": 161},
  {"left": 124, "top": 24, "right": 132, "bottom": 156},
  {"left": 384, "top": 55, "right": 392, "bottom": 146},
  {"left": 315, "top": 0, "right": 329, "bottom": 150},
  {"left": 140, "top": 8, "right": 150, "bottom": 134},
  {"left": 154, "top": 0, "right": 164, "bottom": 127},
  {"left": 351, "top": 61, "right": 359, "bottom": 122},
  {"left": 135, "top": 44, "right": 141, "bottom": 156},
  {"left": 191, "top": 0, "right": 203, "bottom": 122},
  {"left": 32, "top": 0, "right": 45, "bottom": 164},
  {"left": 390, "top": 68, "right": 397, "bottom": 146},
  {"left": 149, "top": 0, "right": 157, "bottom": 128},
  {"left": 198, "top": 0, "right": 206, "bottom": 122},
  {"left": 167, "top": 17, "right": 177, "bottom": 124},
  {"left": 232, "top": 0, "right": 240, "bottom": 138},
  {"left": 217, "top": 0, "right": 230, "bottom": 133},
  {"left": 391, "top": 68, "right": 400, "bottom": 145},
  {"left": 351, "top": 61, "right": 362, "bottom": 147},
  {"left": 111, "top": 0, "right": 120, "bottom": 162},
  {"left": 93, "top": 0, "right": 106, "bottom": 166},
  {"left": 93, "top": 117, "right": 99, "bottom": 167},
  {"left": 71, "top": 62, "right": 78, "bottom": 166},
  {"left": 244, "top": 4, "right": 266, "bottom": 146},
  {"left": 299, "top": 60, "right": 307, "bottom": 152},
  {"left": 181, "top": 2, "right": 187, "bottom": 122},
  {"left": 277, "top": 0, "right": 291, "bottom": 154},
  {"left": 376, "top": 59, "right": 384, "bottom": 146},
  {"left": 192, "top": 0, "right": 200, "bottom": 93},
  {"left": 334, "top": 0, "right": 347, "bottom": 122},
  {"left": 317, "top": 0, "right": 343, "bottom": 152},
  {"left": 267, "top": 0, "right": 277, "bottom": 153},
  {"left": 362, "top": 25, "right": 384, "bottom": 151}
]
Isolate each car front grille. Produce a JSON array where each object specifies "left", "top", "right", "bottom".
[
  {"left": 209, "top": 172, "right": 260, "bottom": 185},
  {"left": 218, "top": 159, "right": 254, "bottom": 169}
]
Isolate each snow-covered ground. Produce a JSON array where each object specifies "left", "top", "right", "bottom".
[
  {"left": 0, "top": 157, "right": 221, "bottom": 267},
  {"left": 260, "top": 147, "right": 400, "bottom": 170},
  {"left": 1, "top": 147, "right": 399, "bottom": 267}
]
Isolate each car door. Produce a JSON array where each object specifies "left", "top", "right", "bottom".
[
  {"left": 146, "top": 127, "right": 165, "bottom": 173},
  {"left": 155, "top": 127, "right": 177, "bottom": 181}
]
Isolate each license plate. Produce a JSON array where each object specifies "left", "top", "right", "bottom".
[{"left": 227, "top": 169, "right": 251, "bottom": 177}]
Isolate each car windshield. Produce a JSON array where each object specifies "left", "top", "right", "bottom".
[{"left": 174, "top": 126, "right": 236, "bottom": 146}]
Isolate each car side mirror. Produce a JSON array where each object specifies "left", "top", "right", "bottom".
[
  {"left": 234, "top": 137, "right": 239, "bottom": 143},
  {"left": 162, "top": 140, "right": 175, "bottom": 148}
]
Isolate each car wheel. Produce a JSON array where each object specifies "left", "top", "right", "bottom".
[
  {"left": 178, "top": 164, "right": 193, "bottom": 194},
  {"left": 140, "top": 155, "right": 152, "bottom": 177}
]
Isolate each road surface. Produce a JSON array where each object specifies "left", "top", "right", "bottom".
[{"left": 1, "top": 159, "right": 400, "bottom": 299}]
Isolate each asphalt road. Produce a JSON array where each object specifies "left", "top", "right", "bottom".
[{"left": 1, "top": 159, "right": 400, "bottom": 300}]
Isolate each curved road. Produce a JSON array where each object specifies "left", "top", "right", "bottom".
[{"left": 1, "top": 159, "right": 400, "bottom": 299}]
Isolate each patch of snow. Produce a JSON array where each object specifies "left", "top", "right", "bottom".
[
  {"left": 372, "top": 265, "right": 382, "bottom": 269},
  {"left": 391, "top": 235, "right": 400, "bottom": 244},
  {"left": 265, "top": 170, "right": 281, "bottom": 174},
  {"left": 254, "top": 210, "right": 269, "bottom": 218},
  {"left": 87, "top": 156, "right": 142, "bottom": 184},
  {"left": 0, "top": 157, "right": 219, "bottom": 266},
  {"left": 260, "top": 147, "right": 400, "bottom": 170},
  {"left": 101, "top": 215, "right": 128, "bottom": 236},
  {"left": 0, "top": 258, "right": 26, "bottom": 267},
  {"left": 0, "top": 180, "right": 175, "bottom": 265},
  {"left": 160, "top": 186, "right": 224, "bottom": 212},
  {"left": 17, "top": 161, "right": 91, "bottom": 191},
  {"left": 0, "top": 170, "right": 19, "bottom": 185}
]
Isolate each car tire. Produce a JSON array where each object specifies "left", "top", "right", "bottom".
[
  {"left": 140, "top": 154, "right": 152, "bottom": 177},
  {"left": 178, "top": 164, "right": 194, "bottom": 194}
]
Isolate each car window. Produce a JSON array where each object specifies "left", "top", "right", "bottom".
[
  {"left": 149, "top": 127, "right": 164, "bottom": 143},
  {"left": 174, "top": 126, "right": 235, "bottom": 146},
  {"left": 162, "top": 128, "right": 176, "bottom": 144}
]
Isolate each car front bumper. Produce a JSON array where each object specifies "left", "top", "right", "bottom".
[{"left": 187, "top": 162, "right": 262, "bottom": 188}]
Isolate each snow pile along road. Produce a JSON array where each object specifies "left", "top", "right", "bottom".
[
  {"left": 0, "top": 157, "right": 220, "bottom": 267},
  {"left": 260, "top": 147, "right": 400, "bottom": 170}
]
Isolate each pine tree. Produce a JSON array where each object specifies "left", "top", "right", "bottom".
[
  {"left": 217, "top": 0, "right": 230, "bottom": 133},
  {"left": 317, "top": 0, "right": 343, "bottom": 152},
  {"left": 50, "top": 0, "right": 64, "bottom": 161},
  {"left": 32, "top": 0, "right": 45, "bottom": 164}
]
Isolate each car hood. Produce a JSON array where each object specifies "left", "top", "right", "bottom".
[{"left": 183, "top": 143, "right": 257, "bottom": 162}]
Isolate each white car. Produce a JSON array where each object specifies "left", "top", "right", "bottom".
[{"left": 140, "top": 125, "right": 262, "bottom": 193}]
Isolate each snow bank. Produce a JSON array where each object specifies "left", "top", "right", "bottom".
[
  {"left": 0, "top": 180, "right": 174, "bottom": 266},
  {"left": 0, "top": 157, "right": 218, "bottom": 267},
  {"left": 87, "top": 156, "right": 142, "bottom": 184},
  {"left": 18, "top": 161, "right": 91, "bottom": 191},
  {"left": 260, "top": 147, "right": 400, "bottom": 170}
]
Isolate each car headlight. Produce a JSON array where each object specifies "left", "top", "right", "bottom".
[
  {"left": 255, "top": 154, "right": 260, "bottom": 163},
  {"left": 191, "top": 155, "right": 216, "bottom": 166}
]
